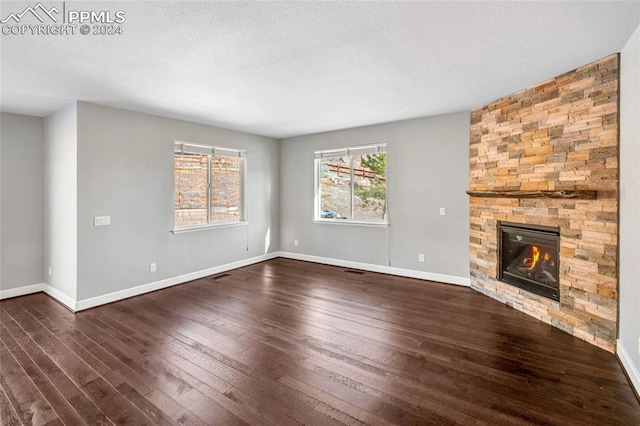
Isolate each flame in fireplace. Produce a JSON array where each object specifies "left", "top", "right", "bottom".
[
  {"left": 526, "top": 245, "right": 553, "bottom": 270},
  {"left": 530, "top": 246, "right": 540, "bottom": 269}
]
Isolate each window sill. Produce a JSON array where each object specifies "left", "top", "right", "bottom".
[
  {"left": 313, "top": 219, "right": 389, "bottom": 228},
  {"left": 171, "top": 221, "right": 248, "bottom": 234}
]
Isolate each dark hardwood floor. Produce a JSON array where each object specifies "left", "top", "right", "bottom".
[{"left": 1, "top": 258, "right": 638, "bottom": 425}]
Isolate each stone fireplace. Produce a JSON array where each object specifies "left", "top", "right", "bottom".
[{"left": 468, "top": 54, "right": 619, "bottom": 352}]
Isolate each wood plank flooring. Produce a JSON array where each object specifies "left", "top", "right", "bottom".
[{"left": 1, "top": 258, "right": 638, "bottom": 425}]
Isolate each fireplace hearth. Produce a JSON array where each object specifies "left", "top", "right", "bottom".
[{"left": 498, "top": 222, "right": 560, "bottom": 302}]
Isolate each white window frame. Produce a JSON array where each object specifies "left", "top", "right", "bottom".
[
  {"left": 172, "top": 140, "right": 247, "bottom": 233},
  {"left": 314, "top": 143, "right": 388, "bottom": 227}
]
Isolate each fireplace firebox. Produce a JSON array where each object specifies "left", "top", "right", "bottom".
[{"left": 498, "top": 221, "right": 560, "bottom": 302}]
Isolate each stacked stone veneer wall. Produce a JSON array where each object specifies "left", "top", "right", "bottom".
[{"left": 469, "top": 54, "right": 619, "bottom": 352}]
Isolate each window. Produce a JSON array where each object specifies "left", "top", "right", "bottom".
[
  {"left": 315, "top": 144, "right": 387, "bottom": 224},
  {"left": 174, "top": 141, "right": 246, "bottom": 230}
]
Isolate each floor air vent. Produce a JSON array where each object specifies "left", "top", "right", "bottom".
[
  {"left": 344, "top": 269, "right": 365, "bottom": 275},
  {"left": 208, "top": 273, "right": 231, "bottom": 280}
]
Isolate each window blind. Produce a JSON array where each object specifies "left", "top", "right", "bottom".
[
  {"left": 314, "top": 143, "right": 386, "bottom": 159},
  {"left": 174, "top": 141, "right": 247, "bottom": 158}
]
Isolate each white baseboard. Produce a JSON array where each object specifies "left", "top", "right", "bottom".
[
  {"left": 617, "top": 340, "right": 640, "bottom": 396},
  {"left": 2, "top": 252, "right": 468, "bottom": 313},
  {"left": 278, "top": 251, "right": 470, "bottom": 287},
  {"left": 74, "top": 252, "right": 279, "bottom": 311},
  {"left": 0, "top": 283, "right": 46, "bottom": 300},
  {"left": 43, "top": 285, "right": 77, "bottom": 312}
]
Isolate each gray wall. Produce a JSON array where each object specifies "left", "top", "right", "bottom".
[
  {"left": 0, "top": 113, "right": 44, "bottom": 291},
  {"left": 44, "top": 103, "right": 78, "bottom": 300},
  {"left": 619, "top": 24, "right": 640, "bottom": 381},
  {"left": 76, "top": 102, "right": 280, "bottom": 301},
  {"left": 280, "top": 112, "right": 470, "bottom": 279}
]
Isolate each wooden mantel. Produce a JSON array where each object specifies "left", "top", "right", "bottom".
[{"left": 466, "top": 190, "right": 598, "bottom": 199}]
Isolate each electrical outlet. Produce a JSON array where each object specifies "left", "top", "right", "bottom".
[
  {"left": 48, "top": 266, "right": 52, "bottom": 276},
  {"left": 439, "top": 207, "right": 446, "bottom": 216},
  {"left": 418, "top": 254, "right": 425, "bottom": 262},
  {"left": 94, "top": 216, "right": 111, "bottom": 226},
  {"left": 149, "top": 263, "right": 157, "bottom": 273},
  {"left": 294, "top": 240, "right": 299, "bottom": 247}
]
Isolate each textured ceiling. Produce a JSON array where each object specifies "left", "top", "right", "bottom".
[{"left": 1, "top": 1, "right": 639, "bottom": 138}]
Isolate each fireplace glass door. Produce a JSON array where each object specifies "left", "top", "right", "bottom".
[{"left": 498, "top": 222, "right": 560, "bottom": 302}]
